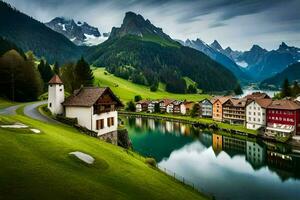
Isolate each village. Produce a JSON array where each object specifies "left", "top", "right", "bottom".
[{"left": 135, "top": 92, "right": 300, "bottom": 140}]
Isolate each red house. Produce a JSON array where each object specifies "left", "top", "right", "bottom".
[{"left": 266, "top": 100, "right": 300, "bottom": 137}]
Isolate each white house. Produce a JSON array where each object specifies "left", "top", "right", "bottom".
[
  {"left": 135, "top": 100, "right": 150, "bottom": 112},
  {"left": 180, "top": 101, "right": 194, "bottom": 115},
  {"left": 246, "top": 98, "right": 272, "bottom": 130},
  {"left": 148, "top": 100, "right": 159, "bottom": 113},
  {"left": 296, "top": 95, "right": 300, "bottom": 102},
  {"left": 48, "top": 75, "right": 123, "bottom": 137},
  {"left": 48, "top": 75, "right": 65, "bottom": 115},
  {"left": 159, "top": 99, "right": 174, "bottom": 113}
]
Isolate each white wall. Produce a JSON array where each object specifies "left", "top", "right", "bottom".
[
  {"left": 92, "top": 111, "right": 118, "bottom": 136},
  {"left": 180, "top": 104, "right": 186, "bottom": 115},
  {"left": 136, "top": 104, "right": 142, "bottom": 112},
  {"left": 246, "top": 101, "right": 266, "bottom": 130},
  {"left": 65, "top": 107, "right": 92, "bottom": 129},
  {"left": 48, "top": 84, "right": 64, "bottom": 115},
  {"left": 166, "top": 104, "right": 173, "bottom": 113}
]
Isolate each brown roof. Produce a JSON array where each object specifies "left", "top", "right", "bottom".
[
  {"left": 48, "top": 74, "right": 63, "bottom": 84},
  {"left": 268, "top": 100, "right": 300, "bottom": 110},
  {"left": 255, "top": 98, "right": 273, "bottom": 108},
  {"left": 244, "top": 92, "right": 270, "bottom": 100},
  {"left": 159, "top": 99, "right": 175, "bottom": 106},
  {"left": 63, "top": 87, "right": 123, "bottom": 107},
  {"left": 224, "top": 98, "right": 247, "bottom": 107},
  {"left": 212, "top": 96, "right": 231, "bottom": 104},
  {"left": 137, "top": 100, "right": 151, "bottom": 104}
]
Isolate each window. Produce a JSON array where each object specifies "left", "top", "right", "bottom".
[
  {"left": 96, "top": 119, "right": 104, "bottom": 130},
  {"left": 49, "top": 103, "right": 52, "bottom": 107},
  {"left": 60, "top": 89, "right": 62, "bottom": 91},
  {"left": 107, "top": 117, "right": 114, "bottom": 127}
]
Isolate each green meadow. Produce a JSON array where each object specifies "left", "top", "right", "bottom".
[{"left": 93, "top": 68, "right": 211, "bottom": 103}]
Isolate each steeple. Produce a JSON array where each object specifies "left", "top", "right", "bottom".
[{"left": 48, "top": 74, "right": 64, "bottom": 115}]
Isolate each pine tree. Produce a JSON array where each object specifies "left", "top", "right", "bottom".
[
  {"left": 234, "top": 83, "right": 243, "bottom": 95},
  {"left": 53, "top": 61, "right": 60, "bottom": 75},
  {"left": 74, "top": 57, "right": 94, "bottom": 89},
  {"left": 281, "top": 78, "right": 291, "bottom": 97},
  {"left": 38, "top": 59, "right": 53, "bottom": 87},
  {"left": 292, "top": 81, "right": 300, "bottom": 97}
]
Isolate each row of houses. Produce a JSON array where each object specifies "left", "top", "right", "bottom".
[{"left": 135, "top": 92, "right": 300, "bottom": 138}]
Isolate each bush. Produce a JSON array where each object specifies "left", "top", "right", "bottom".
[
  {"left": 145, "top": 157, "right": 157, "bottom": 167},
  {"left": 134, "top": 95, "right": 142, "bottom": 102},
  {"left": 56, "top": 115, "right": 77, "bottom": 126},
  {"left": 125, "top": 101, "right": 136, "bottom": 112}
]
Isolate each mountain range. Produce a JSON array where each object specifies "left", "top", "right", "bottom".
[
  {"left": 45, "top": 17, "right": 109, "bottom": 46},
  {"left": 182, "top": 38, "right": 300, "bottom": 82},
  {"left": 85, "top": 12, "right": 239, "bottom": 92}
]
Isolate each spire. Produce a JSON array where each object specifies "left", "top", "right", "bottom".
[{"left": 48, "top": 74, "right": 63, "bottom": 84}]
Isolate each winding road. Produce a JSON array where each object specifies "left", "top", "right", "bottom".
[{"left": 0, "top": 101, "right": 59, "bottom": 124}]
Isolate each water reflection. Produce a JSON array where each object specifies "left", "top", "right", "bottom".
[{"left": 124, "top": 117, "right": 300, "bottom": 200}]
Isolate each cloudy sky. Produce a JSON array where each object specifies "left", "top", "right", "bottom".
[{"left": 5, "top": 0, "right": 300, "bottom": 50}]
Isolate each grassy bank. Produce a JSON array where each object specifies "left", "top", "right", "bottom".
[
  {"left": 0, "top": 98, "right": 16, "bottom": 109},
  {"left": 0, "top": 107, "right": 208, "bottom": 200},
  {"left": 93, "top": 68, "right": 211, "bottom": 103},
  {"left": 120, "top": 111, "right": 258, "bottom": 135}
]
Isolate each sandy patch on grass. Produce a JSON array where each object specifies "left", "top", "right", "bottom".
[
  {"left": 69, "top": 151, "right": 95, "bottom": 164},
  {"left": 1, "top": 123, "right": 28, "bottom": 128}
]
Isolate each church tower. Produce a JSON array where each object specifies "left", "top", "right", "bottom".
[{"left": 48, "top": 74, "right": 64, "bottom": 115}]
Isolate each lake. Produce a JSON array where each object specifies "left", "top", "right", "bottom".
[
  {"left": 241, "top": 88, "right": 279, "bottom": 98},
  {"left": 124, "top": 117, "right": 300, "bottom": 200}
]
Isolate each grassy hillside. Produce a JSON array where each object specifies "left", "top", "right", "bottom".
[
  {"left": 93, "top": 68, "right": 211, "bottom": 102},
  {"left": 0, "top": 104, "right": 208, "bottom": 200}
]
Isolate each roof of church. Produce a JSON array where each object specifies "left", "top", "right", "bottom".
[{"left": 48, "top": 74, "right": 63, "bottom": 84}]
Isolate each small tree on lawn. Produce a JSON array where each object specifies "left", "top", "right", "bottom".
[
  {"left": 125, "top": 101, "right": 136, "bottom": 112},
  {"left": 281, "top": 78, "right": 291, "bottom": 98},
  {"left": 154, "top": 103, "right": 160, "bottom": 113},
  {"left": 190, "top": 104, "right": 198, "bottom": 118}
]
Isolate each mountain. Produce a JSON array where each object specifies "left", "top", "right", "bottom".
[
  {"left": 260, "top": 62, "right": 300, "bottom": 89},
  {"left": 238, "top": 43, "right": 300, "bottom": 80},
  {"left": 0, "top": 36, "right": 25, "bottom": 58},
  {"left": 0, "top": 1, "right": 82, "bottom": 63},
  {"left": 45, "top": 17, "right": 108, "bottom": 46},
  {"left": 183, "top": 39, "right": 250, "bottom": 82},
  {"left": 86, "top": 12, "right": 238, "bottom": 93}
]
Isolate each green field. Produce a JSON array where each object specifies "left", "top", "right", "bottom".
[
  {"left": 93, "top": 68, "right": 211, "bottom": 103},
  {"left": 0, "top": 103, "right": 208, "bottom": 200},
  {"left": 0, "top": 98, "right": 16, "bottom": 109}
]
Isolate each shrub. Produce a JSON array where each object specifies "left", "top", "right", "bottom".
[
  {"left": 134, "top": 95, "right": 142, "bottom": 102},
  {"left": 125, "top": 101, "right": 136, "bottom": 112},
  {"left": 56, "top": 115, "right": 77, "bottom": 126},
  {"left": 145, "top": 157, "right": 157, "bottom": 167}
]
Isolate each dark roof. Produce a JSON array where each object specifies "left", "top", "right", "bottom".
[
  {"left": 268, "top": 100, "right": 300, "bottom": 110},
  {"left": 48, "top": 74, "right": 63, "bottom": 84},
  {"left": 63, "top": 87, "right": 123, "bottom": 107},
  {"left": 245, "top": 92, "right": 270, "bottom": 100}
]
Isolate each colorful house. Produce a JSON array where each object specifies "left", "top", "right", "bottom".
[
  {"left": 265, "top": 100, "right": 300, "bottom": 137},
  {"left": 199, "top": 98, "right": 213, "bottom": 118},
  {"left": 246, "top": 98, "right": 272, "bottom": 130},
  {"left": 212, "top": 96, "right": 231, "bottom": 121},
  {"left": 148, "top": 100, "right": 159, "bottom": 113},
  {"left": 180, "top": 101, "right": 195, "bottom": 115},
  {"left": 135, "top": 100, "right": 151, "bottom": 112},
  {"left": 159, "top": 99, "right": 174, "bottom": 113},
  {"left": 222, "top": 98, "right": 248, "bottom": 124}
]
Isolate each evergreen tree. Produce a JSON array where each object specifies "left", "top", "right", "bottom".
[
  {"left": 125, "top": 101, "right": 136, "bottom": 112},
  {"left": 281, "top": 78, "right": 291, "bottom": 97},
  {"left": 53, "top": 61, "right": 60, "bottom": 75},
  {"left": 74, "top": 57, "right": 94, "bottom": 89},
  {"left": 292, "top": 81, "right": 300, "bottom": 97},
  {"left": 190, "top": 104, "right": 198, "bottom": 118},
  {"left": 60, "top": 62, "right": 76, "bottom": 92},
  {"left": 154, "top": 103, "right": 160, "bottom": 113},
  {"left": 38, "top": 59, "right": 54, "bottom": 88},
  {"left": 234, "top": 83, "right": 243, "bottom": 95}
]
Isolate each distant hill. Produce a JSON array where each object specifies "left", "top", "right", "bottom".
[
  {"left": 0, "top": 36, "right": 25, "bottom": 58},
  {"left": 45, "top": 17, "right": 108, "bottom": 46},
  {"left": 260, "top": 62, "right": 300, "bottom": 89},
  {"left": 0, "top": 1, "right": 82, "bottom": 63},
  {"left": 86, "top": 12, "right": 238, "bottom": 93}
]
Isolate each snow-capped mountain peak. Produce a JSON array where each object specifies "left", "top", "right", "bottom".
[{"left": 45, "top": 17, "right": 108, "bottom": 46}]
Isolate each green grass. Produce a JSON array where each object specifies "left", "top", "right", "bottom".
[
  {"left": 137, "top": 34, "right": 181, "bottom": 48},
  {"left": 0, "top": 108, "right": 208, "bottom": 200},
  {"left": 0, "top": 97, "right": 16, "bottom": 109},
  {"left": 93, "top": 68, "right": 211, "bottom": 103}
]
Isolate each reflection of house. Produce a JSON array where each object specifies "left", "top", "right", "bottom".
[
  {"left": 199, "top": 132, "right": 213, "bottom": 148},
  {"left": 266, "top": 100, "right": 300, "bottom": 137},
  {"left": 136, "top": 100, "right": 150, "bottom": 112},
  {"left": 246, "top": 99, "right": 272, "bottom": 130},
  {"left": 212, "top": 96, "right": 231, "bottom": 121},
  {"left": 246, "top": 141, "right": 266, "bottom": 169},
  {"left": 165, "top": 121, "right": 174, "bottom": 132},
  {"left": 212, "top": 134, "right": 223, "bottom": 156},
  {"left": 222, "top": 136, "right": 246, "bottom": 156},
  {"left": 222, "top": 98, "right": 247, "bottom": 125},
  {"left": 148, "top": 118, "right": 156, "bottom": 130},
  {"left": 199, "top": 99, "right": 213, "bottom": 118},
  {"left": 135, "top": 117, "right": 142, "bottom": 128},
  {"left": 159, "top": 99, "right": 174, "bottom": 113},
  {"left": 62, "top": 86, "right": 123, "bottom": 136}
]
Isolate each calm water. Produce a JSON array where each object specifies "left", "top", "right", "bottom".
[{"left": 124, "top": 117, "right": 300, "bottom": 200}]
